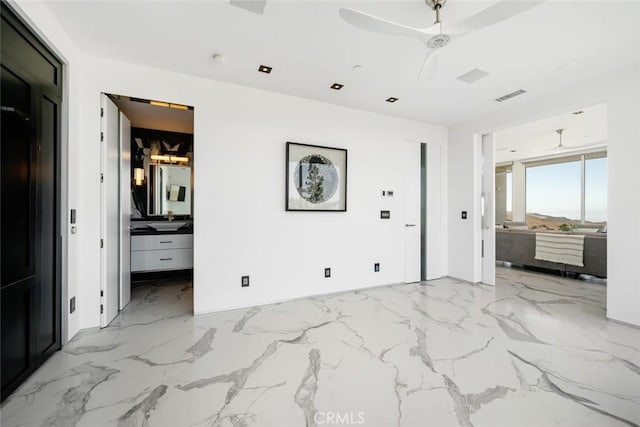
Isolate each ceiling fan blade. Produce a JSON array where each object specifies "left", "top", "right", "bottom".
[
  {"left": 418, "top": 48, "right": 441, "bottom": 80},
  {"left": 559, "top": 141, "right": 607, "bottom": 151},
  {"left": 418, "top": 33, "right": 462, "bottom": 80},
  {"left": 339, "top": 8, "right": 433, "bottom": 41},
  {"left": 547, "top": 141, "right": 606, "bottom": 152},
  {"left": 443, "top": 0, "right": 543, "bottom": 34}
]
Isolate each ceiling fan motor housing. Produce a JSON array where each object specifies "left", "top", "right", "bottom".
[{"left": 428, "top": 34, "right": 450, "bottom": 48}]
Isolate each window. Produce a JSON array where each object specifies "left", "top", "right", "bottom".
[
  {"left": 524, "top": 152, "right": 606, "bottom": 230},
  {"left": 585, "top": 156, "right": 607, "bottom": 226}
]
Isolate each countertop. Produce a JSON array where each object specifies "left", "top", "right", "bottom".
[{"left": 130, "top": 220, "right": 193, "bottom": 235}]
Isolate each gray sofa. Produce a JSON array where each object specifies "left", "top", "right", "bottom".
[{"left": 496, "top": 229, "right": 607, "bottom": 277}]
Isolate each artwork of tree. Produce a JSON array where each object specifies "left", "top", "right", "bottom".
[
  {"left": 305, "top": 164, "right": 325, "bottom": 203},
  {"left": 293, "top": 152, "right": 339, "bottom": 205}
]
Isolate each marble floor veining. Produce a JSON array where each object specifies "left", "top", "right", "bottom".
[{"left": 2, "top": 268, "right": 639, "bottom": 427}]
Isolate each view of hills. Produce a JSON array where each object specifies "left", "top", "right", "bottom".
[{"left": 506, "top": 212, "right": 606, "bottom": 231}]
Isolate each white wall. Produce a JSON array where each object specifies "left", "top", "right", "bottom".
[
  {"left": 83, "top": 56, "right": 448, "bottom": 316},
  {"left": 447, "top": 64, "right": 640, "bottom": 326},
  {"left": 7, "top": 0, "right": 450, "bottom": 335}
]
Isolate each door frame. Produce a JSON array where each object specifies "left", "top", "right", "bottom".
[{"left": 481, "top": 133, "right": 496, "bottom": 286}]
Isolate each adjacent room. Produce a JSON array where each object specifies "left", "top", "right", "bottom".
[
  {"left": 1, "top": 1, "right": 639, "bottom": 426},
  {"left": 494, "top": 104, "right": 608, "bottom": 282}
]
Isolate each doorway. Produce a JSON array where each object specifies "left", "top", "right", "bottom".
[
  {"left": 1, "top": 4, "right": 63, "bottom": 400},
  {"left": 490, "top": 104, "right": 608, "bottom": 284},
  {"left": 99, "top": 94, "right": 194, "bottom": 327}
]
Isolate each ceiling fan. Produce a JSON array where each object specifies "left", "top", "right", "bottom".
[
  {"left": 339, "top": 0, "right": 541, "bottom": 79},
  {"left": 547, "top": 129, "right": 604, "bottom": 153}
]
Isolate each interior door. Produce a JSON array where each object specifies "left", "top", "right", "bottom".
[
  {"left": 119, "top": 112, "right": 131, "bottom": 310},
  {"left": 481, "top": 134, "right": 496, "bottom": 286},
  {"left": 404, "top": 142, "right": 421, "bottom": 283},
  {"left": 100, "top": 94, "right": 120, "bottom": 326},
  {"left": 1, "top": 3, "right": 62, "bottom": 401}
]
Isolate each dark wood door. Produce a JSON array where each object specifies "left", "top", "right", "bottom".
[{"left": 1, "top": 3, "right": 62, "bottom": 401}]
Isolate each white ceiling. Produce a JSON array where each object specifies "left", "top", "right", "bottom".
[
  {"left": 494, "top": 102, "right": 607, "bottom": 163},
  {"left": 111, "top": 95, "right": 194, "bottom": 134},
  {"left": 44, "top": 0, "right": 640, "bottom": 126}
]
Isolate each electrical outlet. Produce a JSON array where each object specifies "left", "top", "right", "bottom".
[
  {"left": 324, "top": 268, "right": 331, "bottom": 278},
  {"left": 374, "top": 263, "right": 380, "bottom": 272},
  {"left": 70, "top": 296, "right": 76, "bottom": 313},
  {"left": 461, "top": 211, "right": 467, "bottom": 220},
  {"left": 241, "top": 276, "right": 250, "bottom": 287}
]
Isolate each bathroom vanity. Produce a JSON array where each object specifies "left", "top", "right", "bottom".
[
  {"left": 131, "top": 223, "right": 193, "bottom": 273},
  {"left": 129, "top": 127, "right": 194, "bottom": 275}
]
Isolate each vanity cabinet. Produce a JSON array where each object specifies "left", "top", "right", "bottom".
[{"left": 131, "top": 234, "right": 193, "bottom": 272}]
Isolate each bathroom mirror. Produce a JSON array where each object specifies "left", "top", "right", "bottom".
[{"left": 148, "top": 164, "right": 191, "bottom": 216}]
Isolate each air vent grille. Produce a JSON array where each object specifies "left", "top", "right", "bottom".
[
  {"left": 230, "top": 0, "right": 266, "bottom": 15},
  {"left": 457, "top": 68, "right": 489, "bottom": 83},
  {"left": 495, "top": 89, "right": 527, "bottom": 102}
]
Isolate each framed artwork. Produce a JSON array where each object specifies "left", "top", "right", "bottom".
[{"left": 286, "top": 142, "right": 347, "bottom": 211}]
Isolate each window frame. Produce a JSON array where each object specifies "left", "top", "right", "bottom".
[{"left": 523, "top": 151, "right": 607, "bottom": 225}]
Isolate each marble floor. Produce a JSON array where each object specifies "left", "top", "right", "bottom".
[{"left": 2, "top": 268, "right": 639, "bottom": 427}]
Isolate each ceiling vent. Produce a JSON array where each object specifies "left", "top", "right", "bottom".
[
  {"left": 230, "top": 0, "right": 266, "bottom": 15},
  {"left": 495, "top": 89, "right": 527, "bottom": 102},
  {"left": 456, "top": 68, "right": 489, "bottom": 83}
]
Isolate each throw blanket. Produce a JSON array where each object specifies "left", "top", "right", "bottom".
[{"left": 535, "top": 233, "right": 585, "bottom": 267}]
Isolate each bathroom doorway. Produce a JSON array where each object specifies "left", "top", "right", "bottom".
[{"left": 100, "top": 94, "right": 194, "bottom": 327}]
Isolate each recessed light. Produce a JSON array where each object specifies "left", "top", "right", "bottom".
[
  {"left": 258, "top": 65, "right": 272, "bottom": 74},
  {"left": 385, "top": 97, "right": 399, "bottom": 103},
  {"left": 352, "top": 65, "right": 363, "bottom": 71},
  {"left": 510, "top": 149, "right": 517, "bottom": 153},
  {"left": 558, "top": 61, "right": 577, "bottom": 70},
  {"left": 330, "top": 83, "right": 344, "bottom": 90},
  {"left": 573, "top": 110, "right": 584, "bottom": 115},
  {"left": 212, "top": 54, "right": 225, "bottom": 63}
]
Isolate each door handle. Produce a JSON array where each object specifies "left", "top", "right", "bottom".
[
  {"left": 159, "top": 258, "right": 173, "bottom": 261},
  {"left": 405, "top": 224, "right": 416, "bottom": 227},
  {"left": 159, "top": 241, "right": 173, "bottom": 244}
]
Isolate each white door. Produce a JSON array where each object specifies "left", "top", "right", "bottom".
[
  {"left": 100, "top": 94, "right": 120, "bottom": 326},
  {"left": 404, "top": 142, "right": 421, "bottom": 283},
  {"left": 119, "top": 112, "right": 131, "bottom": 310},
  {"left": 481, "top": 134, "right": 496, "bottom": 286}
]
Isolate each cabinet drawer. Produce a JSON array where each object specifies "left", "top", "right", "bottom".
[
  {"left": 131, "top": 234, "right": 193, "bottom": 251},
  {"left": 131, "top": 248, "right": 193, "bottom": 272}
]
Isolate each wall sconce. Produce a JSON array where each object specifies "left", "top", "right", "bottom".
[
  {"left": 134, "top": 168, "right": 145, "bottom": 186},
  {"left": 150, "top": 154, "right": 189, "bottom": 164}
]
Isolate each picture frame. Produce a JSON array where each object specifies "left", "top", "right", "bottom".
[{"left": 286, "top": 142, "right": 347, "bottom": 211}]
